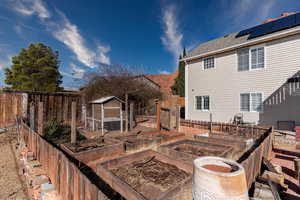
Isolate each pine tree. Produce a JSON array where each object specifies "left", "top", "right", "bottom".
[
  {"left": 4, "top": 43, "right": 63, "bottom": 92},
  {"left": 171, "top": 48, "right": 186, "bottom": 97}
]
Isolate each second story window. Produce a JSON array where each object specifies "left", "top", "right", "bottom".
[
  {"left": 203, "top": 57, "right": 214, "bottom": 69},
  {"left": 237, "top": 46, "right": 265, "bottom": 71},
  {"left": 237, "top": 48, "right": 249, "bottom": 71},
  {"left": 251, "top": 47, "right": 264, "bottom": 69}
]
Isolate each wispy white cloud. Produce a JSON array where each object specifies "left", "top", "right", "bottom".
[
  {"left": 51, "top": 13, "right": 111, "bottom": 67},
  {"left": 60, "top": 63, "right": 87, "bottom": 79},
  {"left": 161, "top": 4, "right": 183, "bottom": 62},
  {"left": 10, "top": 0, "right": 111, "bottom": 68},
  {"left": 70, "top": 63, "right": 86, "bottom": 79},
  {"left": 229, "top": 0, "right": 275, "bottom": 26},
  {"left": 0, "top": 54, "right": 12, "bottom": 69},
  {"left": 13, "top": 0, "right": 51, "bottom": 19},
  {"left": 158, "top": 70, "right": 170, "bottom": 75}
]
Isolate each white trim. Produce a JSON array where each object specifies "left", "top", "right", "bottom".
[
  {"left": 249, "top": 44, "right": 266, "bottom": 71},
  {"left": 194, "top": 95, "right": 210, "bottom": 111},
  {"left": 181, "top": 26, "right": 300, "bottom": 62},
  {"left": 185, "top": 63, "right": 189, "bottom": 119}
]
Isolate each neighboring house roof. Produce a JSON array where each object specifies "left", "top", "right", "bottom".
[
  {"left": 146, "top": 71, "right": 178, "bottom": 97},
  {"left": 186, "top": 12, "right": 299, "bottom": 60},
  {"left": 90, "top": 96, "right": 124, "bottom": 104},
  {"left": 134, "top": 75, "right": 161, "bottom": 88}
]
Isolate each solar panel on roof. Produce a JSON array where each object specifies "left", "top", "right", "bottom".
[{"left": 236, "top": 12, "right": 300, "bottom": 39}]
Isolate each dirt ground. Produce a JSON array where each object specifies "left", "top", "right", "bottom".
[
  {"left": 111, "top": 156, "right": 190, "bottom": 200},
  {"left": 0, "top": 130, "right": 28, "bottom": 200}
]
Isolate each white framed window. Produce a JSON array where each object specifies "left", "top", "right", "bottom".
[
  {"left": 195, "top": 96, "right": 210, "bottom": 111},
  {"left": 250, "top": 47, "right": 264, "bottom": 69},
  {"left": 237, "top": 48, "right": 249, "bottom": 71},
  {"left": 237, "top": 46, "right": 265, "bottom": 71},
  {"left": 240, "top": 93, "right": 263, "bottom": 112},
  {"left": 203, "top": 57, "right": 214, "bottom": 69}
]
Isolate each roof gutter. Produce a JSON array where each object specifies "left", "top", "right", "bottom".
[{"left": 181, "top": 26, "right": 300, "bottom": 62}]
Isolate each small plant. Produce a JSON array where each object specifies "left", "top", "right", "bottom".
[{"left": 44, "top": 119, "right": 84, "bottom": 144}]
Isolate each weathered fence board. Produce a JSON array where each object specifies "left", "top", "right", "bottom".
[
  {"left": 0, "top": 91, "right": 82, "bottom": 128},
  {"left": 20, "top": 121, "right": 108, "bottom": 200}
]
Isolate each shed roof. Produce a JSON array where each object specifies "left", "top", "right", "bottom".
[{"left": 89, "top": 96, "right": 124, "bottom": 104}]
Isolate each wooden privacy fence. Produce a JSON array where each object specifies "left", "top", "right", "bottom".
[
  {"left": 238, "top": 127, "right": 273, "bottom": 189},
  {"left": 0, "top": 91, "right": 82, "bottom": 128},
  {"left": 0, "top": 93, "right": 23, "bottom": 127},
  {"left": 181, "top": 119, "right": 269, "bottom": 137},
  {"left": 20, "top": 121, "right": 108, "bottom": 200}
]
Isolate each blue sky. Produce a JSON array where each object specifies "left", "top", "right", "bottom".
[{"left": 0, "top": 0, "right": 300, "bottom": 88}]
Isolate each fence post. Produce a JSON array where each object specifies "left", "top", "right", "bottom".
[
  {"left": 71, "top": 102, "right": 77, "bottom": 144},
  {"left": 156, "top": 100, "right": 161, "bottom": 131},
  {"left": 38, "top": 102, "right": 45, "bottom": 136},
  {"left": 92, "top": 103, "right": 95, "bottom": 131},
  {"left": 29, "top": 102, "right": 35, "bottom": 131},
  {"left": 125, "top": 93, "right": 128, "bottom": 133},
  {"left": 129, "top": 102, "right": 134, "bottom": 131}
]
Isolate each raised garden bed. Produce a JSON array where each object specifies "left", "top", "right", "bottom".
[
  {"left": 97, "top": 150, "right": 193, "bottom": 200},
  {"left": 61, "top": 137, "right": 124, "bottom": 163},
  {"left": 194, "top": 133, "right": 247, "bottom": 149},
  {"left": 159, "top": 139, "right": 234, "bottom": 163},
  {"left": 112, "top": 131, "right": 185, "bottom": 152}
]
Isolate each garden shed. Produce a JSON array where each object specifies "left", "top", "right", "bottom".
[{"left": 86, "top": 96, "right": 124, "bottom": 134}]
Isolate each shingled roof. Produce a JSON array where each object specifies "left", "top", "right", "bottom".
[{"left": 186, "top": 12, "right": 298, "bottom": 60}]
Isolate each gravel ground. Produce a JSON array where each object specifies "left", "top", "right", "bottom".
[{"left": 0, "top": 131, "right": 28, "bottom": 200}]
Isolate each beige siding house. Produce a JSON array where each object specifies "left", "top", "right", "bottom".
[{"left": 183, "top": 13, "right": 300, "bottom": 130}]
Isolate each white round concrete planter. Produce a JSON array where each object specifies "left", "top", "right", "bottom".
[{"left": 193, "top": 156, "right": 249, "bottom": 200}]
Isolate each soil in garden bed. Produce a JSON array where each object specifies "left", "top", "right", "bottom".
[
  {"left": 173, "top": 144, "right": 224, "bottom": 157},
  {"left": 110, "top": 156, "right": 190, "bottom": 199},
  {"left": 66, "top": 138, "right": 114, "bottom": 153}
]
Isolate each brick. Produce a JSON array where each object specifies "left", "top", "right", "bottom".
[{"left": 31, "top": 175, "right": 50, "bottom": 186}]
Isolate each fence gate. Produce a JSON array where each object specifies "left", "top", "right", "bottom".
[{"left": 160, "top": 107, "right": 170, "bottom": 130}]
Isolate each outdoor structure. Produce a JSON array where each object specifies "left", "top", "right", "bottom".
[
  {"left": 86, "top": 96, "right": 124, "bottom": 134},
  {"left": 0, "top": 90, "right": 81, "bottom": 129},
  {"left": 146, "top": 71, "right": 184, "bottom": 108},
  {"left": 183, "top": 12, "right": 300, "bottom": 130}
]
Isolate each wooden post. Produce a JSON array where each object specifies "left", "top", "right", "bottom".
[
  {"left": 120, "top": 102, "right": 123, "bottom": 133},
  {"left": 63, "top": 99, "right": 68, "bottom": 123},
  {"left": 294, "top": 158, "right": 300, "bottom": 178},
  {"left": 29, "top": 102, "right": 35, "bottom": 131},
  {"left": 92, "top": 104, "right": 95, "bottom": 131},
  {"left": 101, "top": 103, "right": 104, "bottom": 136},
  {"left": 71, "top": 102, "right": 77, "bottom": 144},
  {"left": 156, "top": 101, "right": 161, "bottom": 131},
  {"left": 125, "top": 93, "right": 128, "bottom": 132},
  {"left": 129, "top": 102, "right": 134, "bottom": 131},
  {"left": 38, "top": 102, "right": 44, "bottom": 136},
  {"left": 210, "top": 113, "right": 213, "bottom": 134}
]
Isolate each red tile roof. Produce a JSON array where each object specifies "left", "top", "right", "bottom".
[{"left": 263, "top": 12, "right": 296, "bottom": 23}]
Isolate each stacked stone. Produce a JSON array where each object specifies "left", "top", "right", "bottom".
[{"left": 18, "top": 144, "right": 59, "bottom": 200}]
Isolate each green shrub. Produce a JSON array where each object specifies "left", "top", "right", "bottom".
[{"left": 44, "top": 119, "right": 85, "bottom": 144}]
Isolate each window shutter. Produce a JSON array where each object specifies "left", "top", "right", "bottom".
[{"left": 240, "top": 94, "right": 250, "bottom": 111}]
